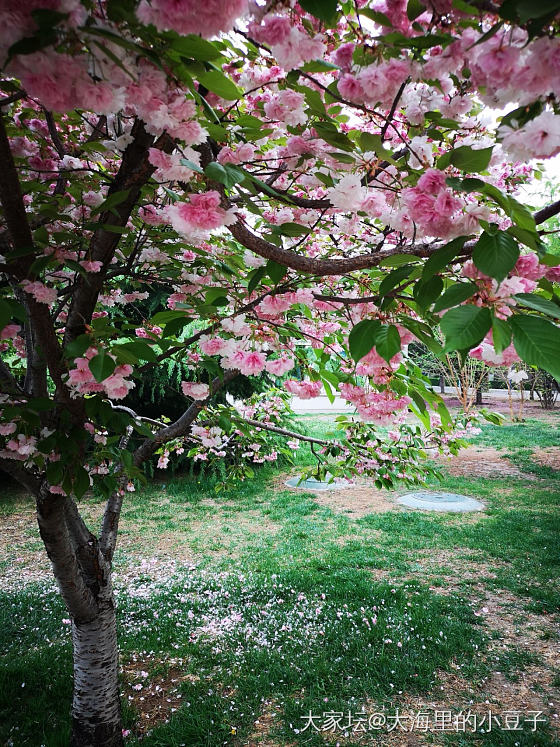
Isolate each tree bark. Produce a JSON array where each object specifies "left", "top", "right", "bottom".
[
  {"left": 35, "top": 484, "right": 123, "bottom": 746},
  {"left": 70, "top": 587, "right": 123, "bottom": 747}
]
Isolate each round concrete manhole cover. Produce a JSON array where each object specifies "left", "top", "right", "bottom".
[
  {"left": 397, "top": 491, "right": 484, "bottom": 512},
  {"left": 285, "top": 475, "right": 350, "bottom": 492}
]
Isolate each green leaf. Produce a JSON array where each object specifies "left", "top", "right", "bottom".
[
  {"left": 180, "top": 157, "right": 203, "bottom": 174},
  {"left": 88, "top": 351, "right": 116, "bottom": 383},
  {"left": 378, "top": 264, "right": 415, "bottom": 297},
  {"left": 513, "top": 293, "right": 560, "bottom": 319},
  {"left": 348, "top": 319, "right": 382, "bottom": 362},
  {"left": 511, "top": 314, "right": 560, "bottom": 381},
  {"left": 449, "top": 145, "right": 493, "bottom": 173},
  {"left": 65, "top": 334, "right": 91, "bottom": 360},
  {"left": 422, "top": 237, "right": 468, "bottom": 280},
  {"left": 247, "top": 266, "right": 266, "bottom": 294},
  {"left": 313, "top": 122, "right": 354, "bottom": 152},
  {"left": 198, "top": 70, "right": 241, "bottom": 100},
  {"left": 169, "top": 34, "right": 221, "bottom": 61},
  {"left": 413, "top": 275, "right": 444, "bottom": 308},
  {"left": 501, "top": 0, "right": 560, "bottom": 22},
  {"left": 473, "top": 230, "right": 519, "bottom": 282},
  {"left": 163, "top": 316, "right": 190, "bottom": 338},
  {"left": 73, "top": 467, "right": 91, "bottom": 500},
  {"left": 114, "top": 341, "right": 157, "bottom": 362},
  {"left": 492, "top": 317, "right": 512, "bottom": 354},
  {"left": 375, "top": 324, "right": 401, "bottom": 363},
  {"left": 357, "top": 7, "right": 393, "bottom": 25},
  {"left": 205, "top": 287, "right": 229, "bottom": 306},
  {"left": 441, "top": 306, "right": 491, "bottom": 352},
  {"left": 446, "top": 176, "right": 485, "bottom": 193},
  {"left": 432, "top": 282, "right": 476, "bottom": 312},
  {"left": 407, "top": 0, "right": 426, "bottom": 20},
  {"left": 267, "top": 260, "right": 287, "bottom": 284},
  {"left": 270, "top": 222, "right": 309, "bottom": 238},
  {"left": 358, "top": 132, "right": 393, "bottom": 159},
  {"left": 46, "top": 461, "right": 64, "bottom": 487},
  {"left": 204, "top": 162, "right": 245, "bottom": 189},
  {"left": 300, "top": 59, "right": 339, "bottom": 73},
  {"left": 106, "top": 0, "right": 136, "bottom": 22},
  {"left": 299, "top": 0, "right": 338, "bottom": 23}
]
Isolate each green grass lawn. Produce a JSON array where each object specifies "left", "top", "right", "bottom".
[{"left": 1, "top": 416, "right": 559, "bottom": 745}]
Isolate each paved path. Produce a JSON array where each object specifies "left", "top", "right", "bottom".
[{"left": 291, "top": 388, "right": 538, "bottom": 414}]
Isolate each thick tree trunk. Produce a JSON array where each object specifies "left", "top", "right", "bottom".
[
  {"left": 70, "top": 587, "right": 123, "bottom": 747},
  {"left": 35, "top": 486, "right": 124, "bottom": 746}
]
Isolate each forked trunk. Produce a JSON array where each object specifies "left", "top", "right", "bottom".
[
  {"left": 35, "top": 488, "right": 124, "bottom": 746},
  {"left": 70, "top": 594, "right": 123, "bottom": 747}
]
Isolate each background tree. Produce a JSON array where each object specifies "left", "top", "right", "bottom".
[{"left": 2, "top": 0, "right": 560, "bottom": 744}]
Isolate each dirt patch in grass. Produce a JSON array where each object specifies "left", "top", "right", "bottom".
[
  {"left": 122, "top": 656, "right": 195, "bottom": 737},
  {"left": 310, "top": 484, "right": 398, "bottom": 518},
  {"left": 532, "top": 447, "right": 560, "bottom": 471},
  {"left": 435, "top": 445, "right": 533, "bottom": 479},
  {"left": 243, "top": 699, "right": 287, "bottom": 747},
  {"left": 311, "top": 485, "right": 398, "bottom": 518}
]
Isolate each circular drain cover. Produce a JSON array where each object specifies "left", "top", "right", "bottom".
[
  {"left": 285, "top": 475, "right": 350, "bottom": 492},
  {"left": 397, "top": 491, "right": 483, "bottom": 512}
]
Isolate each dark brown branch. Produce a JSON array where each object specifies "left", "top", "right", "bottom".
[
  {"left": 63, "top": 120, "right": 174, "bottom": 346},
  {"left": 0, "top": 114, "right": 74, "bottom": 407},
  {"left": 132, "top": 369, "right": 238, "bottom": 466},
  {"left": 535, "top": 200, "right": 560, "bottom": 225},
  {"left": 36, "top": 484, "right": 98, "bottom": 622},
  {"left": 64, "top": 498, "right": 107, "bottom": 596},
  {"left": 228, "top": 216, "right": 439, "bottom": 275},
  {"left": 0, "top": 113, "right": 34, "bottom": 257},
  {"left": 0, "top": 457, "right": 41, "bottom": 494}
]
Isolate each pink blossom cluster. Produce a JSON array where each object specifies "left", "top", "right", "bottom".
[
  {"left": 136, "top": 0, "right": 247, "bottom": 38},
  {"left": 460, "top": 255, "right": 559, "bottom": 319},
  {"left": 126, "top": 65, "right": 208, "bottom": 142},
  {"left": 470, "top": 337, "right": 520, "bottom": 367},
  {"left": 11, "top": 51, "right": 124, "bottom": 114},
  {"left": 265, "top": 354, "right": 295, "bottom": 376},
  {"left": 340, "top": 383, "right": 411, "bottom": 424},
  {"left": 21, "top": 280, "right": 57, "bottom": 307},
  {"left": 264, "top": 90, "right": 307, "bottom": 127},
  {"left": 135, "top": 325, "right": 162, "bottom": 338},
  {"left": 0, "top": 324, "right": 21, "bottom": 340},
  {"left": 402, "top": 169, "right": 464, "bottom": 239},
  {"left": 0, "top": 433, "right": 38, "bottom": 461},
  {"left": 148, "top": 148, "right": 201, "bottom": 183},
  {"left": 1, "top": 0, "right": 86, "bottom": 64},
  {"left": 222, "top": 349, "right": 267, "bottom": 376},
  {"left": 256, "top": 289, "right": 314, "bottom": 320},
  {"left": 217, "top": 143, "right": 256, "bottom": 165},
  {"left": 67, "top": 348, "right": 135, "bottom": 400},
  {"left": 500, "top": 111, "right": 560, "bottom": 162},
  {"left": 284, "top": 380, "right": 322, "bottom": 399},
  {"left": 181, "top": 381, "right": 210, "bottom": 400},
  {"left": 249, "top": 15, "right": 325, "bottom": 71},
  {"left": 165, "top": 191, "right": 237, "bottom": 242},
  {"left": 338, "top": 59, "right": 410, "bottom": 108}
]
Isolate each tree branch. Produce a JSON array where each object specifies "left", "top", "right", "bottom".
[
  {"left": 63, "top": 120, "right": 174, "bottom": 345},
  {"left": 243, "top": 418, "right": 332, "bottom": 446},
  {"left": 132, "top": 369, "right": 239, "bottom": 466},
  {"left": 36, "top": 484, "right": 99, "bottom": 622},
  {"left": 535, "top": 200, "right": 560, "bottom": 225}
]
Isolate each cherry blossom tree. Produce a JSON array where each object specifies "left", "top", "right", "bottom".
[{"left": 2, "top": 0, "right": 560, "bottom": 743}]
